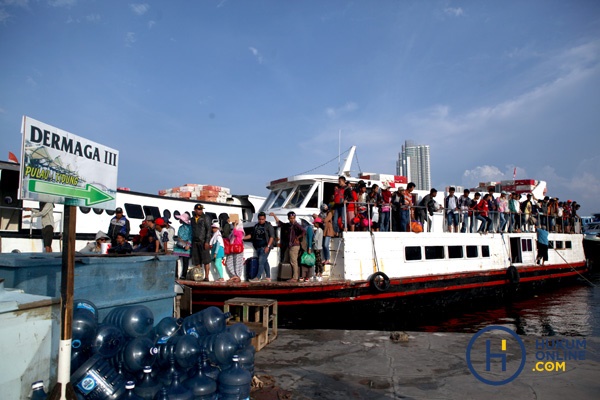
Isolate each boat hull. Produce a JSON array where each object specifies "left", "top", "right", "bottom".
[{"left": 181, "top": 260, "right": 588, "bottom": 326}]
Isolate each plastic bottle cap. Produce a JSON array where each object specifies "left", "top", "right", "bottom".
[
  {"left": 143, "top": 366, "right": 152, "bottom": 373},
  {"left": 150, "top": 347, "right": 158, "bottom": 355},
  {"left": 126, "top": 381, "right": 135, "bottom": 390},
  {"left": 31, "top": 381, "right": 44, "bottom": 390}
]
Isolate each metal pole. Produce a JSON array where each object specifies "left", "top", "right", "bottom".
[{"left": 48, "top": 203, "right": 77, "bottom": 400}]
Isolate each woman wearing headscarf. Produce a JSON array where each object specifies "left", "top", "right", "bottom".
[
  {"left": 173, "top": 212, "right": 192, "bottom": 279},
  {"left": 225, "top": 219, "right": 245, "bottom": 282},
  {"left": 80, "top": 231, "right": 110, "bottom": 253},
  {"left": 209, "top": 222, "right": 225, "bottom": 281}
]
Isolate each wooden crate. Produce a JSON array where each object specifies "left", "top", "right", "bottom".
[{"left": 224, "top": 297, "right": 278, "bottom": 351}]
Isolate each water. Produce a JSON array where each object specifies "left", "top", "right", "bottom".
[
  {"left": 416, "top": 274, "right": 600, "bottom": 336},
  {"left": 288, "top": 273, "right": 600, "bottom": 336}
]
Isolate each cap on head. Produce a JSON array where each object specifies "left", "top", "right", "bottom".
[
  {"left": 115, "top": 207, "right": 123, "bottom": 214},
  {"left": 314, "top": 217, "right": 323, "bottom": 224},
  {"left": 195, "top": 203, "right": 204, "bottom": 210},
  {"left": 211, "top": 222, "right": 220, "bottom": 229},
  {"left": 287, "top": 211, "right": 296, "bottom": 218},
  {"left": 145, "top": 215, "right": 155, "bottom": 222},
  {"left": 155, "top": 218, "right": 166, "bottom": 226}
]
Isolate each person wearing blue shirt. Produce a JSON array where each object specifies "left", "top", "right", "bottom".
[{"left": 536, "top": 225, "right": 549, "bottom": 265}]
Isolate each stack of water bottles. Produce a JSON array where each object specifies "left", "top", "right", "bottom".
[{"left": 65, "top": 299, "right": 256, "bottom": 400}]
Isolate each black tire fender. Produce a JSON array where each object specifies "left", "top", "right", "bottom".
[
  {"left": 506, "top": 265, "right": 520, "bottom": 284},
  {"left": 369, "top": 271, "right": 391, "bottom": 292}
]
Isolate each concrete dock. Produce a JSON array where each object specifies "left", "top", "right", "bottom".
[{"left": 251, "top": 329, "right": 599, "bottom": 400}]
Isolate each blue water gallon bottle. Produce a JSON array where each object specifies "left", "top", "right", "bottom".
[
  {"left": 237, "top": 345, "right": 255, "bottom": 376},
  {"left": 183, "top": 357, "right": 218, "bottom": 400},
  {"left": 71, "top": 354, "right": 127, "bottom": 400},
  {"left": 165, "top": 371, "right": 193, "bottom": 400},
  {"left": 148, "top": 317, "right": 183, "bottom": 342},
  {"left": 212, "top": 332, "right": 239, "bottom": 367},
  {"left": 226, "top": 323, "right": 256, "bottom": 349},
  {"left": 104, "top": 306, "right": 155, "bottom": 338},
  {"left": 133, "top": 367, "right": 161, "bottom": 400},
  {"left": 30, "top": 380, "right": 47, "bottom": 400},
  {"left": 182, "top": 312, "right": 207, "bottom": 338},
  {"left": 120, "top": 381, "right": 144, "bottom": 400},
  {"left": 92, "top": 323, "right": 126, "bottom": 359},
  {"left": 72, "top": 302, "right": 99, "bottom": 351},
  {"left": 117, "top": 337, "right": 159, "bottom": 373},
  {"left": 153, "top": 388, "right": 169, "bottom": 400},
  {"left": 187, "top": 350, "right": 220, "bottom": 382},
  {"left": 174, "top": 334, "right": 202, "bottom": 370},
  {"left": 155, "top": 335, "right": 180, "bottom": 370},
  {"left": 159, "top": 354, "right": 182, "bottom": 387},
  {"left": 200, "top": 306, "right": 232, "bottom": 335},
  {"left": 217, "top": 355, "right": 252, "bottom": 400}
]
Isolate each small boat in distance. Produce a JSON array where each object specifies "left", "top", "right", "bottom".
[{"left": 182, "top": 147, "right": 589, "bottom": 324}]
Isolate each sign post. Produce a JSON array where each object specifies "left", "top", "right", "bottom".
[{"left": 19, "top": 116, "right": 119, "bottom": 400}]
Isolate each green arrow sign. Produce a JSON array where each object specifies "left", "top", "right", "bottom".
[{"left": 28, "top": 179, "right": 114, "bottom": 206}]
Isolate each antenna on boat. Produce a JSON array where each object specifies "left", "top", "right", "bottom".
[
  {"left": 337, "top": 145, "right": 356, "bottom": 177},
  {"left": 338, "top": 129, "right": 341, "bottom": 174}
]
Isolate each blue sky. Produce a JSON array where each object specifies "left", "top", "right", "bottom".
[{"left": 1, "top": 0, "right": 599, "bottom": 215}]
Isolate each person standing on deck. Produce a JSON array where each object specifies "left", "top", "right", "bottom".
[
  {"left": 458, "top": 189, "right": 472, "bottom": 233},
  {"left": 445, "top": 187, "right": 460, "bottom": 233},
  {"left": 191, "top": 203, "right": 212, "bottom": 282},
  {"left": 23, "top": 202, "right": 55, "bottom": 252},
  {"left": 380, "top": 183, "right": 392, "bottom": 232},
  {"left": 209, "top": 223, "right": 225, "bottom": 282},
  {"left": 333, "top": 176, "right": 349, "bottom": 234},
  {"left": 245, "top": 212, "right": 275, "bottom": 282},
  {"left": 107, "top": 207, "right": 130, "bottom": 247},
  {"left": 173, "top": 212, "right": 192, "bottom": 279},
  {"left": 400, "top": 183, "right": 415, "bottom": 232},
  {"left": 272, "top": 211, "right": 305, "bottom": 282},
  {"left": 536, "top": 225, "right": 549, "bottom": 266}
]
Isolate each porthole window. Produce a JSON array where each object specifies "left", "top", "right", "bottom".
[
  {"left": 448, "top": 246, "right": 463, "bottom": 259},
  {"left": 93, "top": 208, "right": 103, "bottom": 215},
  {"left": 106, "top": 209, "right": 115, "bottom": 216},
  {"left": 425, "top": 246, "right": 444, "bottom": 260},
  {"left": 482, "top": 246, "right": 490, "bottom": 258},
  {"left": 80, "top": 206, "right": 91, "bottom": 214},
  {"left": 466, "top": 245, "right": 478, "bottom": 258},
  {"left": 405, "top": 246, "right": 422, "bottom": 261}
]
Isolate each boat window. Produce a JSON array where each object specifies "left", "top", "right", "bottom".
[
  {"left": 93, "top": 208, "right": 103, "bottom": 215},
  {"left": 548, "top": 241, "right": 554, "bottom": 249},
  {"left": 555, "top": 240, "right": 563, "bottom": 249},
  {"left": 482, "top": 245, "right": 490, "bottom": 257},
  {"left": 260, "top": 191, "right": 279, "bottom": 212},
  {"left": 565, "top": 241, "right": 572, "bottom": 249},
  {"left": 173, "top": 210, "right": 181, "bottom": 220},
  {"left": 125, "top": 203, "right": 144, "bottom": 219},
  {"left": 306, "top": 186, "right": 319, "bottom": 209},
  {"left": 271, "top": 189, "right": 291, "bottom": 209},
  {"left": 143, "top": 206, "right": 161, "bottom": 220},
  {"left": 521, "top": 238, "right": 533, "bottom": 252},
  {"left": 80, "top": 206, "right": 91, "bottom": 214},
  {"left": 448, "top": 245, "right": 463, "bottom": 259},
  {"left": 466, "top": 245, "right": 478, "bottom": 258},
  {"left": 285, "top": 184, "right": 314, "bottom": 208},
  {"left": 425, "top": 246, "right": 444, "bottom": 260},
  {"left": 106, "top": 209, "right": 115, "bottom": 216},
  {"left": 163, "top": 209, "right": 172, "bottom": 221},
  {"left": 323, "top": 182, "right": 337, "bottom": 206},
  {"left": 405, "top": 246, "right": 422, "bottom": 261},
  {"left": 206, "top": 212, "right": 217, "bottom": 223}
]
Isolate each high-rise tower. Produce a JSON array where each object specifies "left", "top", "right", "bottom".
[{"left": 396, "top": 140, "right": 431, "bottom": 190}]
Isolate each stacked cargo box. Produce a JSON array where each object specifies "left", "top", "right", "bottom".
[
  {"left": 158, "top": 184, "right": 232, "bottom": 203},
  {"left": 358, "top": 174, "right": 408, "bottom": 187}
]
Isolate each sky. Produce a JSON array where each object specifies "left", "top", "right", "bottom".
[{"left": 1, "top": 0, "right": 599, "bottom": 215}]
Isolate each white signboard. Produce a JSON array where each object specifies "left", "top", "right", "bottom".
[{"left": 19, "top": 116, "right": 118, "bottom": 209}]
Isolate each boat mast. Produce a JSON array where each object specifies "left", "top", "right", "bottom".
[{"left": 337, "top": 145, "right": 356, "bottom": 178}]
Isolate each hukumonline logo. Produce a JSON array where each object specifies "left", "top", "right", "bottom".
[{"left": 465, "top": 325, "right": 587, "bottom": 385}]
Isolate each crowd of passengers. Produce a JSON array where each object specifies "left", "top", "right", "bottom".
[{"left": 329, "top": 176, "right": 583, "bottom": 234}]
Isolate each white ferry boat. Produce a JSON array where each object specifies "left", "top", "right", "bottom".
[
  {"left": 183, "top": 147, "right": 588, "bottom": 317},
  {"left": 0, "top": 160, "right": 264, "bottom": 253}
]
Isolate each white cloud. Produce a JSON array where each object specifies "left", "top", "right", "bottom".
[
  {"left": 325, "top": 102, "right": 358, "bottom": 118},
  {"left": 86, "top": 13, "right": 100, "bottom": 23},
  {"left": 125, "top": 32, "right": 136, "bottom": 47},
  {"left": 444, "top": 7, "right": 464, "bottom": 17},
  {"left": 248, "top": 46, "right": 263, "bottom": 64},
  {"left": 48, "top": 0, "right": 77, "bottom": 7},
  {"left": 0, "top": 9, "right": 9, "bottom": 23},
  {"left": 148, "top": 20, "right": 155, "bottom": 29},
  {"left": 130, "top": 3, "right": 149, "bottom": 16}
]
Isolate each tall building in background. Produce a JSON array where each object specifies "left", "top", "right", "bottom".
[{"left": 396, "top": 140, "right": 431, "bottom": 190}]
